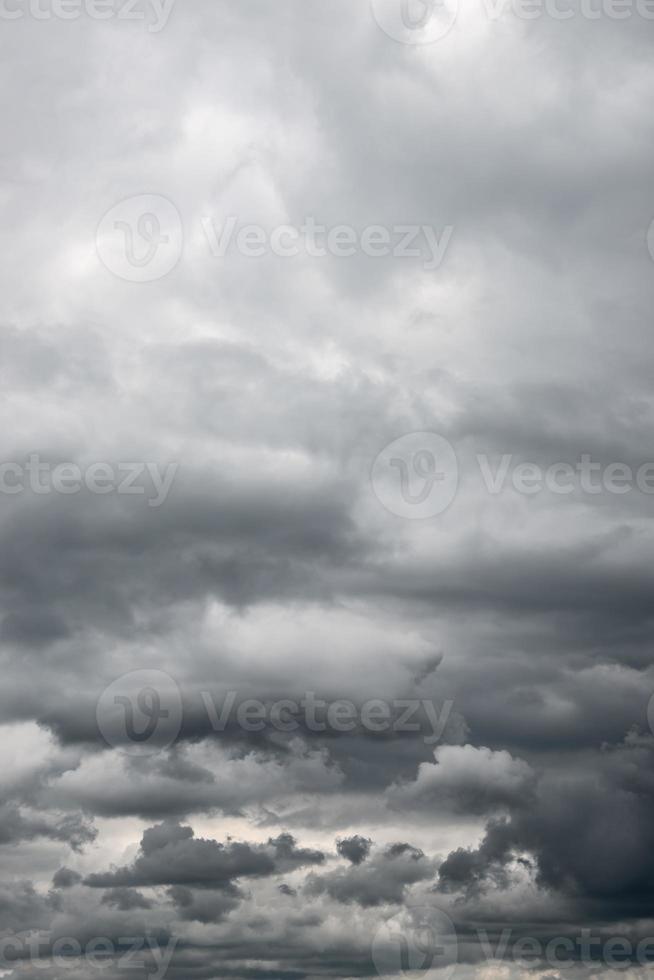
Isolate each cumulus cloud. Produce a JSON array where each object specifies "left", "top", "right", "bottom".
[
  {"left": 336, "top": 835, "right": 373, "bottom": 865},
  {"left": 388, "top": 744, "right": 536, "bottom": 814},
  {"left": 85, "top": 823, "right": 325, "bottom": 890},
  {"left": 305, "top": 842, "right": 436, "bottom": 907}
]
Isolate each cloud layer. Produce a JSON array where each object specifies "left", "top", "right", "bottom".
[{"left": 1, "top": 1, "right": 653, "bottom": 978}]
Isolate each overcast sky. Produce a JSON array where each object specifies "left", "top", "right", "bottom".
[{"left": 1, "top": 1, "right": 654, "bottom": 979}]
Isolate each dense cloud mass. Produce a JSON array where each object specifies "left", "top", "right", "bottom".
[{"left": 0, "top": 1, "right": 653, "bottom": 979}]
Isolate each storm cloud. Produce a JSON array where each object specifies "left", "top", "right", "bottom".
[{"left": 0, "top": 0, "right": 653, "bottom": 978}]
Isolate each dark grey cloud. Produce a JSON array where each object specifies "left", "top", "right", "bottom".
[
  {"left": 278, "top": 882, "right": 297, "bottom": 897},
  {"left": 100, "top": 887, "right": 153, "bottom": 911},
  {"left": 166, "top": 883, "right": 241, "bottom": 923},
  {"left": 0, "top": 803, "right": 95, "bottom": 850},
  {"left": 52, "top": 867, "right": 83, "bottom": 889},
  {"left": 336, "top": 835, "right": 372, "bottom": 865},
  {"left": 85, "top": 823, "right": 324, "bottom": 890},
  {"left": 305, "top": 842, "right": 435, "bottom": 907},
  {"left": 438, "top": 734, "right": 654, "bottom": 921}
]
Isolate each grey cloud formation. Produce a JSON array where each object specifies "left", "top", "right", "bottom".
[
  {"left": 166, "top": 883, "right": 240, "bottom": 923},
  {"left": 305, "top": 842, "right": 435, "bottom": 907},
  {"left": 84, "top": 823, "right": 325, "bottom": 890},
  {"left": 51, "top": 867, "right": 83, "bottom": 889},
  {"left": 100, "top": 887, "right": 153, "bottom": 911},
  {"left": 437, "top": 734, "right": 654, "bottom": 918},
  {"left": 336, "top": 835, "right": 373, "bottom": 865},
  {"left": 0, "top": 0, "right": 653, "bottom": 977},
  {"left": 387, "top": 744, "right": 536, "bottom": 814},
  {"left": 0, "top": 803, "right": 95, "bottom": 850}
]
